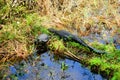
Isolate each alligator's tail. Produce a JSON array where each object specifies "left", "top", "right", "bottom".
[
  {"left": 48, "top": 28, "right": 106, "bottom": 54},
  {"left": 73, "top": 36, "right": 106, "bottom": 54}
]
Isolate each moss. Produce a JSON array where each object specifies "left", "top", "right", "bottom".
[
  {"left": 100, "top": 63, "right": 110, "bottom": 71},
  {"left": 0, "top": 13, "right": 49, "bottom": 72},
  {"left": 0, "top": 0, "right": 120, "bottom": 79},
  {"left": 89, "top": 57, "right": 102, "bottom": 66},
  {"left": 112, "top": 70, "right": 120, "bottom": 80},
  {"left": 66, "top": 41, "right": 90, "bottom": 52},
  {"left": 47, "top": 34, "right": 120, "bottom": 79},
  {"left": 48, "top": 39, "right": 66, "bottom": 53},
  {"left": 39, "top": 27, "right": 50, "bottom": 34}
]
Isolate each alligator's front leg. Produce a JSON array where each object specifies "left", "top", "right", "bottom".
[{"left": 48, "top": 28, "right": 107, "bottom": 54}]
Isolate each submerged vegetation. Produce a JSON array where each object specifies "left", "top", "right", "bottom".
[
  {"left": 48, "top": 37, "right": 120, "bottom": 79},
  {"left": 0, "top": 0, "right": 120, "bottom": 79}
]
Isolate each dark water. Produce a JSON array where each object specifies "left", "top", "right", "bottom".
[
  {"left": 3, "top": 52, "right": 105, "bottom": 80},
  {"left": 3, "top": 29, "right": 119, "bottom": 80}
]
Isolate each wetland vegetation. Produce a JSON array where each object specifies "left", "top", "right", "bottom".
[{"left": 0, "top": 0, "right": 120, "bottom": 80}]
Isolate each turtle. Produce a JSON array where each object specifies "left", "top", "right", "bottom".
[{"left": 34, "top": 34, "right": 50, "bottom": 53}]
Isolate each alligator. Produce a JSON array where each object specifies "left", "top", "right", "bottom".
[{"left": 48, "top": 28, "right": 107, "bottom": 54}]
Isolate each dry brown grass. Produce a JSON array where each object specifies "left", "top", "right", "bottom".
[
  {"left": 0, "top": 1, "right": 120, "bottom": 79},
  {"left": 0, "top": 0, "right": 120, "bottom": 76},
  {"left": 0, "top": 0, "right": 119, "bottom": 63},
  {"left": 38, "top": 0, "right": 120, "bottom": 36},
  {"left": 0, "top": 17, "right": 35, "bottom": 70},
  {"left": 0, "top": 40, "right": 29, "bottom": 69}
]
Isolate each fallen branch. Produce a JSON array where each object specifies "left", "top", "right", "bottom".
[{"left": 48, "top": 39, "right": 87, "bottom": 63}]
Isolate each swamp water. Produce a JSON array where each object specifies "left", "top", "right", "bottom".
[
  {"left": 3, "top": 29, "right": 119, "bottom": 80},
  {"left": 3, "top": 51, "right": 105, "bottom": 80}
]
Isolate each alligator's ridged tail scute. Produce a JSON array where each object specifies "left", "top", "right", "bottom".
[{"left": 48, "top": 28, "right": 106, "bottom": 54}]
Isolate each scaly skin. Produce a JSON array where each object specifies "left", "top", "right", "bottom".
[{"left": 48, "top": 28, "right": 106, "bottom": 54}]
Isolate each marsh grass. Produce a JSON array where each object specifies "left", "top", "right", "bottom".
[
  {"left": 0, "top": 13, "right": 44, "bottom": 72},
  {"left": 48, "top": 38, "right": 120, "bottom": 79},
  {"left": 39, "top": 0, "right": 120, "bottom": 36},
  {"left": 47, "top": 33, "right": 120, "bottom": 79},
  {"left": 0, "top": 0, "right": 120, "bottom": 79}
]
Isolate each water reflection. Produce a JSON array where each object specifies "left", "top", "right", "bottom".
[{"left": 4, "top": 52, "right": 105, "bottom": 80}]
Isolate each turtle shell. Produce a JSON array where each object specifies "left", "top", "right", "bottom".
[
  {"left": 34, "top": 34, "right": 50, "bottom": 53},
  {"left": 37, "top": 34, "right": 49, "bottom": 42}
]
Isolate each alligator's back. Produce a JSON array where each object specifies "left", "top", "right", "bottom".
[
  {"left": 48, "top": 28, "right": 106, "bottom": 54},
  {"left": 48, "top": 28, "right": 90, "bottom": 47}
]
